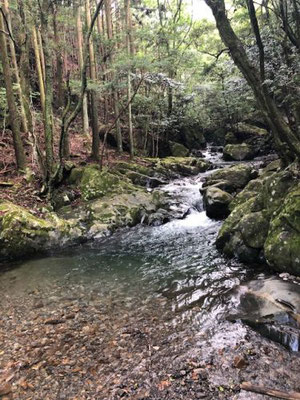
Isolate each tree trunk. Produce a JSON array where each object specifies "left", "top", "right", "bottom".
[
  {"left": 205, "top": 0, "right": 300, "bottom": 161},
  {"left": 40, "top": 0, "right": 54, "bottom": 179},
  {"left": 37, "top": 28, "right": 46, "bottom": 83},
  {"left": 3, "top": 0, "right": 29, "bottom": 133},
  {"left": 53, "top": 4, "right": 64, "bottom": 109},
  {"left": 77, "top": 6, "right": 90, "bottom": 138},
  {"left": 124, "top": 0, "right": 134, "bottom": 158},
  {"left": 32, "top": 26, "right": 46, "bottom": 112},
  {"left": 0, "top": 12, "right": 26, "bottom": 170},
  {"left": 86, "top": 0, "right": 100, "bottom": 160},
  {"left": 105, "top": 0, "right": 123, "bottom": 153}
]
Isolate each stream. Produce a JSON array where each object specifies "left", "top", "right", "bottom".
[{"left": 0, "top": 156, "right": 299, "bottom": 399}]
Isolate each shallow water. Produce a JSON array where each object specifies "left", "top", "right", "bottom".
[{"left": 0, "top": 174, "right": 248, "bottom": 330}]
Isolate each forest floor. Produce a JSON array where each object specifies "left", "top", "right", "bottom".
[
  {"left": 0, "top": 124, "right": 148, "bottom": 214},
  {"left": 0, "top": 274, "right": 299, "bottom": 400}
]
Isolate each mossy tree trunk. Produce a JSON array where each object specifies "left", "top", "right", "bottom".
[
  {"left": 3, "top": 0, "right": 29, "bottom": 133},
  {"left": 105, "top": 0, "right": 123, "bottom": 153},
  {"left": 40, "top": 0, "right": 54, "bottom": 180},
  {"left": 77, "top": 5, "right": 90, "bottom": 139},
  {"left": 0, "top": 12, "right": 26, "bottom": 171},
  {"left": 124, "top": 0, "right": 134, "bottom": 158},
  {"left": 86, "top": 0, "right": 100, "bottom": 161}
]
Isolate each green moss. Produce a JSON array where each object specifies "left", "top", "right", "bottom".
[
  {"left": 0, "top": 202, "right": 83, "bottom": 260},
  {"left": 80, "top": 167, "right": 134, "bottom": 201},
  {"left": 223, "top": 143, "right": 255, "bottom": 161},
  {"left": 67, "top": 167, "right": 84, "bottom": 184},
  {"left": 229, "top": 179, "right": 263, "bottom": 211},
  {"left": 206, "top": 164, "right": 253, "bottom": 191},
  {"left": 264, "top": 187, "right": 300, "bottom": 275},
  {"left": 114, "top": 161, "right": 154, "bottom": 177},
  {"left": 169, "top": 141, "right": 189, "bottom": 157}
]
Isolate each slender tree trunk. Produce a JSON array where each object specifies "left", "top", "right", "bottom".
[
  {"left": 96, "top": 2, "right": 109, "bottom": 123},
  {"left": 77, "top": 6, "right": 90, "bottom": 138},
  {"left": 37, "top": 28, "right": 46, "bottom": 83},
  {"left": 3, "top": 0, "right": 29, "bottom": 133},
  {"left": 40, "top": 0, "right": 54, "bottom": 179},
  {"left": 53, "top": 5, "right": 64, "bottom": 109},
  {"left": 105, "top": 0, "right": 123, "bottom": 152},
  {"left": 32, "top": 26, "right": 46, "bottom": 112},
  {"left": 86, "top": 0, "right": 100, "bottom": 160},
  {"left": 124, "top": 0, "right": 134, "bottom": 158},
  {"left": 0, "top": 12, "right": 26, "bottom": 170}
]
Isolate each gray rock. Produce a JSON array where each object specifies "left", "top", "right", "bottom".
[{"left": 203, "top": 187, "right": 233, "bottom": 219}]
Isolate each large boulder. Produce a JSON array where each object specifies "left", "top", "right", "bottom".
[
  {"left": 264, "top": 187, "right": 300, "bottom": 276},
  {"left": 203, "top": 164, "right": 254, "bottom": 193},
  {"left": 79, "top": 166, "right": 133, "bottom": 201},
  {"left": 158, "top": 157, "right": 212, "bottom": 177},
  {"left": 223, "top": 143, "right": 256, "bottom": 161},
  {"left": 169, "top": 141, "right": 189, "bottom": 157},
  {"left": 0, "top": 202, "right": 83, "bottom": 260},
  {"left": 203, "top": 187, "right": 233, "bottom": 219},
  {"left": 215, "top": 166, "right": 300, "bottom": 272}
]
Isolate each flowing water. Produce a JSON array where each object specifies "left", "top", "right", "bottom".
[{"left": 0, "top": 165, "right": 299, "bottom": 399}]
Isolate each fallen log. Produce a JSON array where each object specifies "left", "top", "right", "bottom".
[{"left": 240, "top": 382, "right": 300, "bottom": 400}]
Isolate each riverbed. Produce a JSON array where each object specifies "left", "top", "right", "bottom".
[{"left": 0, "top": 164, "right": 299, "bottom": 399}]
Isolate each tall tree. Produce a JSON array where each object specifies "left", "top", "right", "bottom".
[
  {"left": 124, "top": 0, "right": 134, "bottom": 158},
  {"left": 3, "top": 0, "right": 29, "bottom": 133},
  {"left": 77, "top": 5, "right": 90, "bottom": 138},
  {"left": 40, "top": 0, "right": 54, "bottom": 179},
  {"left": 0, "top": 9, "right": 26, "bottom": 170},
  {"left": 86, "top": 0, "right": 100, "bottom": 160},
  {"left": 205, "top": 0, "right": 300, "bottom": 162},
  {"left": 105, "top": 0, "right": 123, "bottom": 152}
]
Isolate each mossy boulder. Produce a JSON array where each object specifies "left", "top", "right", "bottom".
[
  {"left": 229, "top": 178, "right": 264, "bottom": 211},
  {"left": 223, "top": 143, "right": 256, "bottom": 161},
  {"left": 204, "top": 164, "right": 254, "bottom": 193},
  {"left": 264, "top": 187, "right": 300, "bottom": 275},
  {"left": 0, "top": 202, "right": 83, "bottom": 260},
  {"left": 89, "top": 190, "right": 160, "bottom": 230},
  {"left": 169, "top": 141, "right": 189, "bottom": 157},
  {"left": 121, "top": 170, "right": 165, "bottom": 188},
  {"left": 143, "top": 157, "right": 212, "bottom": 178},
  {"left": 203, "top": 187, "right": 233, "bottom": 219},
  {"left": 261, "top": 170, "right": 295, "bottom": 212},
  {"left": 216, "top": 164, "right": 300, "bottom": 273},
  {"left": 114, "top": 161, "right": 155, "bottom": 177}
]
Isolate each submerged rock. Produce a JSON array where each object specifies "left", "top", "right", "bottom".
[{"left": 232, "top": 277, "right": 300, "bottom": 351}]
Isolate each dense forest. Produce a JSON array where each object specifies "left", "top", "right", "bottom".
[
  {"left": 0, "top": 0, "right": 300, "bottom": 399},
  {"left": 1, "top": 0, "right": 298, "bottom": 181}
]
